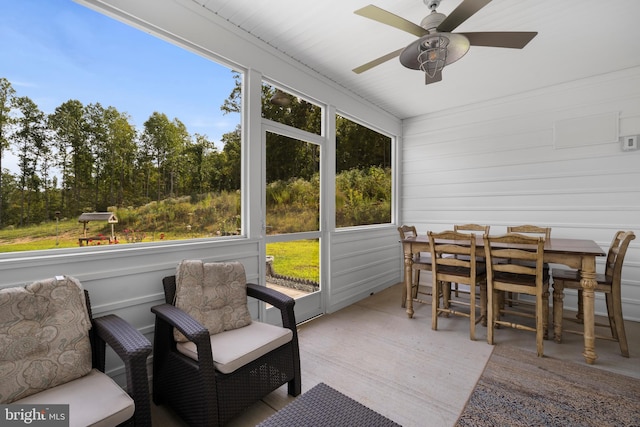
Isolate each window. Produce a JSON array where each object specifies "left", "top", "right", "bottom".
[
  {"left": 335, "top": 114, "right": 392, "bottom": 227},
  {"left": 0, "top": 1, "right": 242, "bottom": 252},
  {"left": 261, "top": 84, "right": 322, "bottom": 135}
]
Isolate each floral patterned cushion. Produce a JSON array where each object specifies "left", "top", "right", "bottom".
[
  {"left": 173, "top": 260, "right": 252, "bottom": 342},
  {"left": 0, "top": 276, "right": 92, "bottom": 404}
]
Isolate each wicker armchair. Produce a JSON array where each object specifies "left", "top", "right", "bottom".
[
  {"left": 151, "top": 275, "right": 301, "bottom": 427},
  {"left": 89, "top": 302, "right": 153, "bottom": 427},
  {"left": 0, "top": 279, "right": 152, "bottom": 427}
]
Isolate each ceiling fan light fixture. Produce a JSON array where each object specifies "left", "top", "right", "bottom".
[{"left": 418, "top": 35, "right": 449, "bottom": 78}]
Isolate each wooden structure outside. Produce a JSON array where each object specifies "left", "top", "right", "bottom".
[{"left": 78, "top": 212, "right": 118, "bottom": 245}]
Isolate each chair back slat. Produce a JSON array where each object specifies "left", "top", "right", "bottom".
[
  {"left": 484, "top": 233, "right": 545, "bottom": 282},
  {"left": 398, "top": 225, "right": 418, "bottom": 239},
  {"left": 507, "top": 224, "right": 551, "bottom": 240},
  {"left": 428, "top": 230, "right": 478, "bottom": 281},
  {"left": 454, "top": 223, "right": 490, "bottom": 235}
]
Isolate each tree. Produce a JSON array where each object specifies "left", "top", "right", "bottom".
[
  {"left": 13, "top": 96, "right": 48, "bottom": 225},
  {"left": 185, "top": 133, "right": 216, "bottom": 195},
  {"left": 217, "top": 126, "right": 241, "bottom": 191},
  {"left": 49, "top": 100, "right": 91, "bottom": 215},
  {"left": 106, "top": 109, "right": 137, "bottom": 207},
  {"left": 141, "top": 112, "right": 189, "bottom": 201},
  {"left": 0, "top": 78, "right": 17, "bottom": 226},
  {"left": 84, "top": 102, "right": 109, "bottom": 208},
  {"left": 336, "top": 114, "right": 391, "bottom": 173}
]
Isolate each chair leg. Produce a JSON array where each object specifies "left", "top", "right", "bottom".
[
  {"left": 542, "top": 286, "right": 550, "bottom": 340},
  {"left": 431, "top": 280, "right": 440, "bottom": 331},
  {"left": 480, "top": 283, "right": 487, "bottom": 327},
  {"left": 288, "top": 376, "right": 301, "bottom": 396},
  {"left": 487, "top": 288, "right": 496, "bottom": 345},
  {"left": 442, "top": 282, "right": 451, "bottom": 314},
  {"left": 604, "top": 293, "right": 617, "bottom": 340},
  {"left": 535, "top": 293, "right": 544, "bottom": 357},
  {"left": 552, "top": 282, "right": 565, "bottom": 343},
  {"left": 469, "top": 284, "right": 476, "bottom": 341},
  {"left": 609, "top": 292, "right": 630, "bottom": 357},
  {"left": 576, "top": 290, "right": 584, "bottom": 323}
]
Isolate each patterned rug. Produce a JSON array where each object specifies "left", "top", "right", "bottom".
[{"left": 456, "top": 345, "right": 640, "bottom": 426}]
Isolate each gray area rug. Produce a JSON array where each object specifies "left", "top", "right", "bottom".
[
  {"left": 257, "top": 382, "right": 400, "bottom": 427},
  {"left": 456, "top": 345, "right": 640, "bottom": 426}
]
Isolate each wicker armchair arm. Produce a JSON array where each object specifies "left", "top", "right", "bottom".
[
  {"left": 151, "top": 303, "right": 210, "bottom": 343},
  {"left": 93, "top": 314, "right": 152, "bottom": 427},
  {"left": 247, "top": 283, "right": 297, "bottom": 330},
  {"left": 150, "top": 303, "right": 214, "bottom": 369},
  {"left": 93, "top": 314, "right": 152, "bottom": 362}
]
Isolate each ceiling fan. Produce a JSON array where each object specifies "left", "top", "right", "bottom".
[{"left": 352, "top": 0, "right": 538, "bottom": 84}]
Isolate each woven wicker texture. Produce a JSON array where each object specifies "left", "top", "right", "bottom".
[
  {"left": 257, "top": 383, "right": 400, "bottom": 427},
  {"left": 151, "top": 275, "right": 301, "bottom": 426}
]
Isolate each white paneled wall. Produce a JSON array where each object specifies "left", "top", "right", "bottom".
[
  {"left": 0, "top": 239, "right": 263, "bottom": 386},
  {"left": 401, "top": 67, "right": 640, "bottom": 321},
  {"left": 329, "top": 227, "right": 402, "bottom": 313}
]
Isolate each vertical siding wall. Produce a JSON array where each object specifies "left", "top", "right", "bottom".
[
  {"left": 401, "top": 67, "right": 640, "bottom": 321},
  {"left": 328, "top": 227, "right": 403, "bottom": 313}
]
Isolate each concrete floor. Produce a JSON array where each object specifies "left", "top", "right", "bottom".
[{"left": 151, "top": 282, "right": 640, "bottom": 426}]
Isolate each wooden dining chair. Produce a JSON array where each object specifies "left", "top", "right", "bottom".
[
  {"left": 551, "top": 231, "right": 635, "bottom": 357},
  {"left": 484, "top": 233, "right": 549, "bottom": 357},
  {"left": 506, "top": 225, "right": 551, "bottom": 271},
  {"left": 428, "top": 230, "right": 487, "bottom": 341},
  {"left": 505, "top": 225, "right": 552, "bottom": 317},
  {"left": 398, "top": 225, "right": 432, "bottom": 308},
  {"left": 452, "top": 224, "right": 490, "bottom": 297}
]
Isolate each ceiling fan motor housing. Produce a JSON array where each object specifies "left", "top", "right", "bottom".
[{"left": 420, "top": 12, "right": 446, "bottom": 31}]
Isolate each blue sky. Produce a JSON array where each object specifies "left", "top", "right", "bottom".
[{"left": 1, "top": 0, "right": 240, "bottom": 172}]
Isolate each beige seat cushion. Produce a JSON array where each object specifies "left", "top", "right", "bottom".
[
  {"left": 0, "top": 276, "right": 92, "bottom": 403},
  {"left": 16, "top": 368, "right": 134, "bottom": 427},
  {"left": 173, "top": 260, "right": 252, "bottom": 342},
  {"left": 177, "top": 321, "right": 293, "bottom": 374}
]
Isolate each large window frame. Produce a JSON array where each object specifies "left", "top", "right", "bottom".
[{"left": 334, "top": 111, "right": 395, "bottom": 229}]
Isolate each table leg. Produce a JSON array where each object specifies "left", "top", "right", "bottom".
[
  {"left": 580, "top": 257, "right": 598, "bottom": 364},
  {"left": 404, "top": 251, "right": 414, "bottom": 318},
  {"left": 552, "top": 283, "right": 564, "bottom": 343}
]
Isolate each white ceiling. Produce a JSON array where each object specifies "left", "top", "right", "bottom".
[{"left": 193, "top": 0, "right": 640, "bottom": 119}]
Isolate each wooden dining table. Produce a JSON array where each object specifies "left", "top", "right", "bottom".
[{"left": 401, "top": 235, "right": 606, "bottom": 364}]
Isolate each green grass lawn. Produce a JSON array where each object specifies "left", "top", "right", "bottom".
[{"left": 267, "top": 239, "right": 319, "bottom": 282}]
